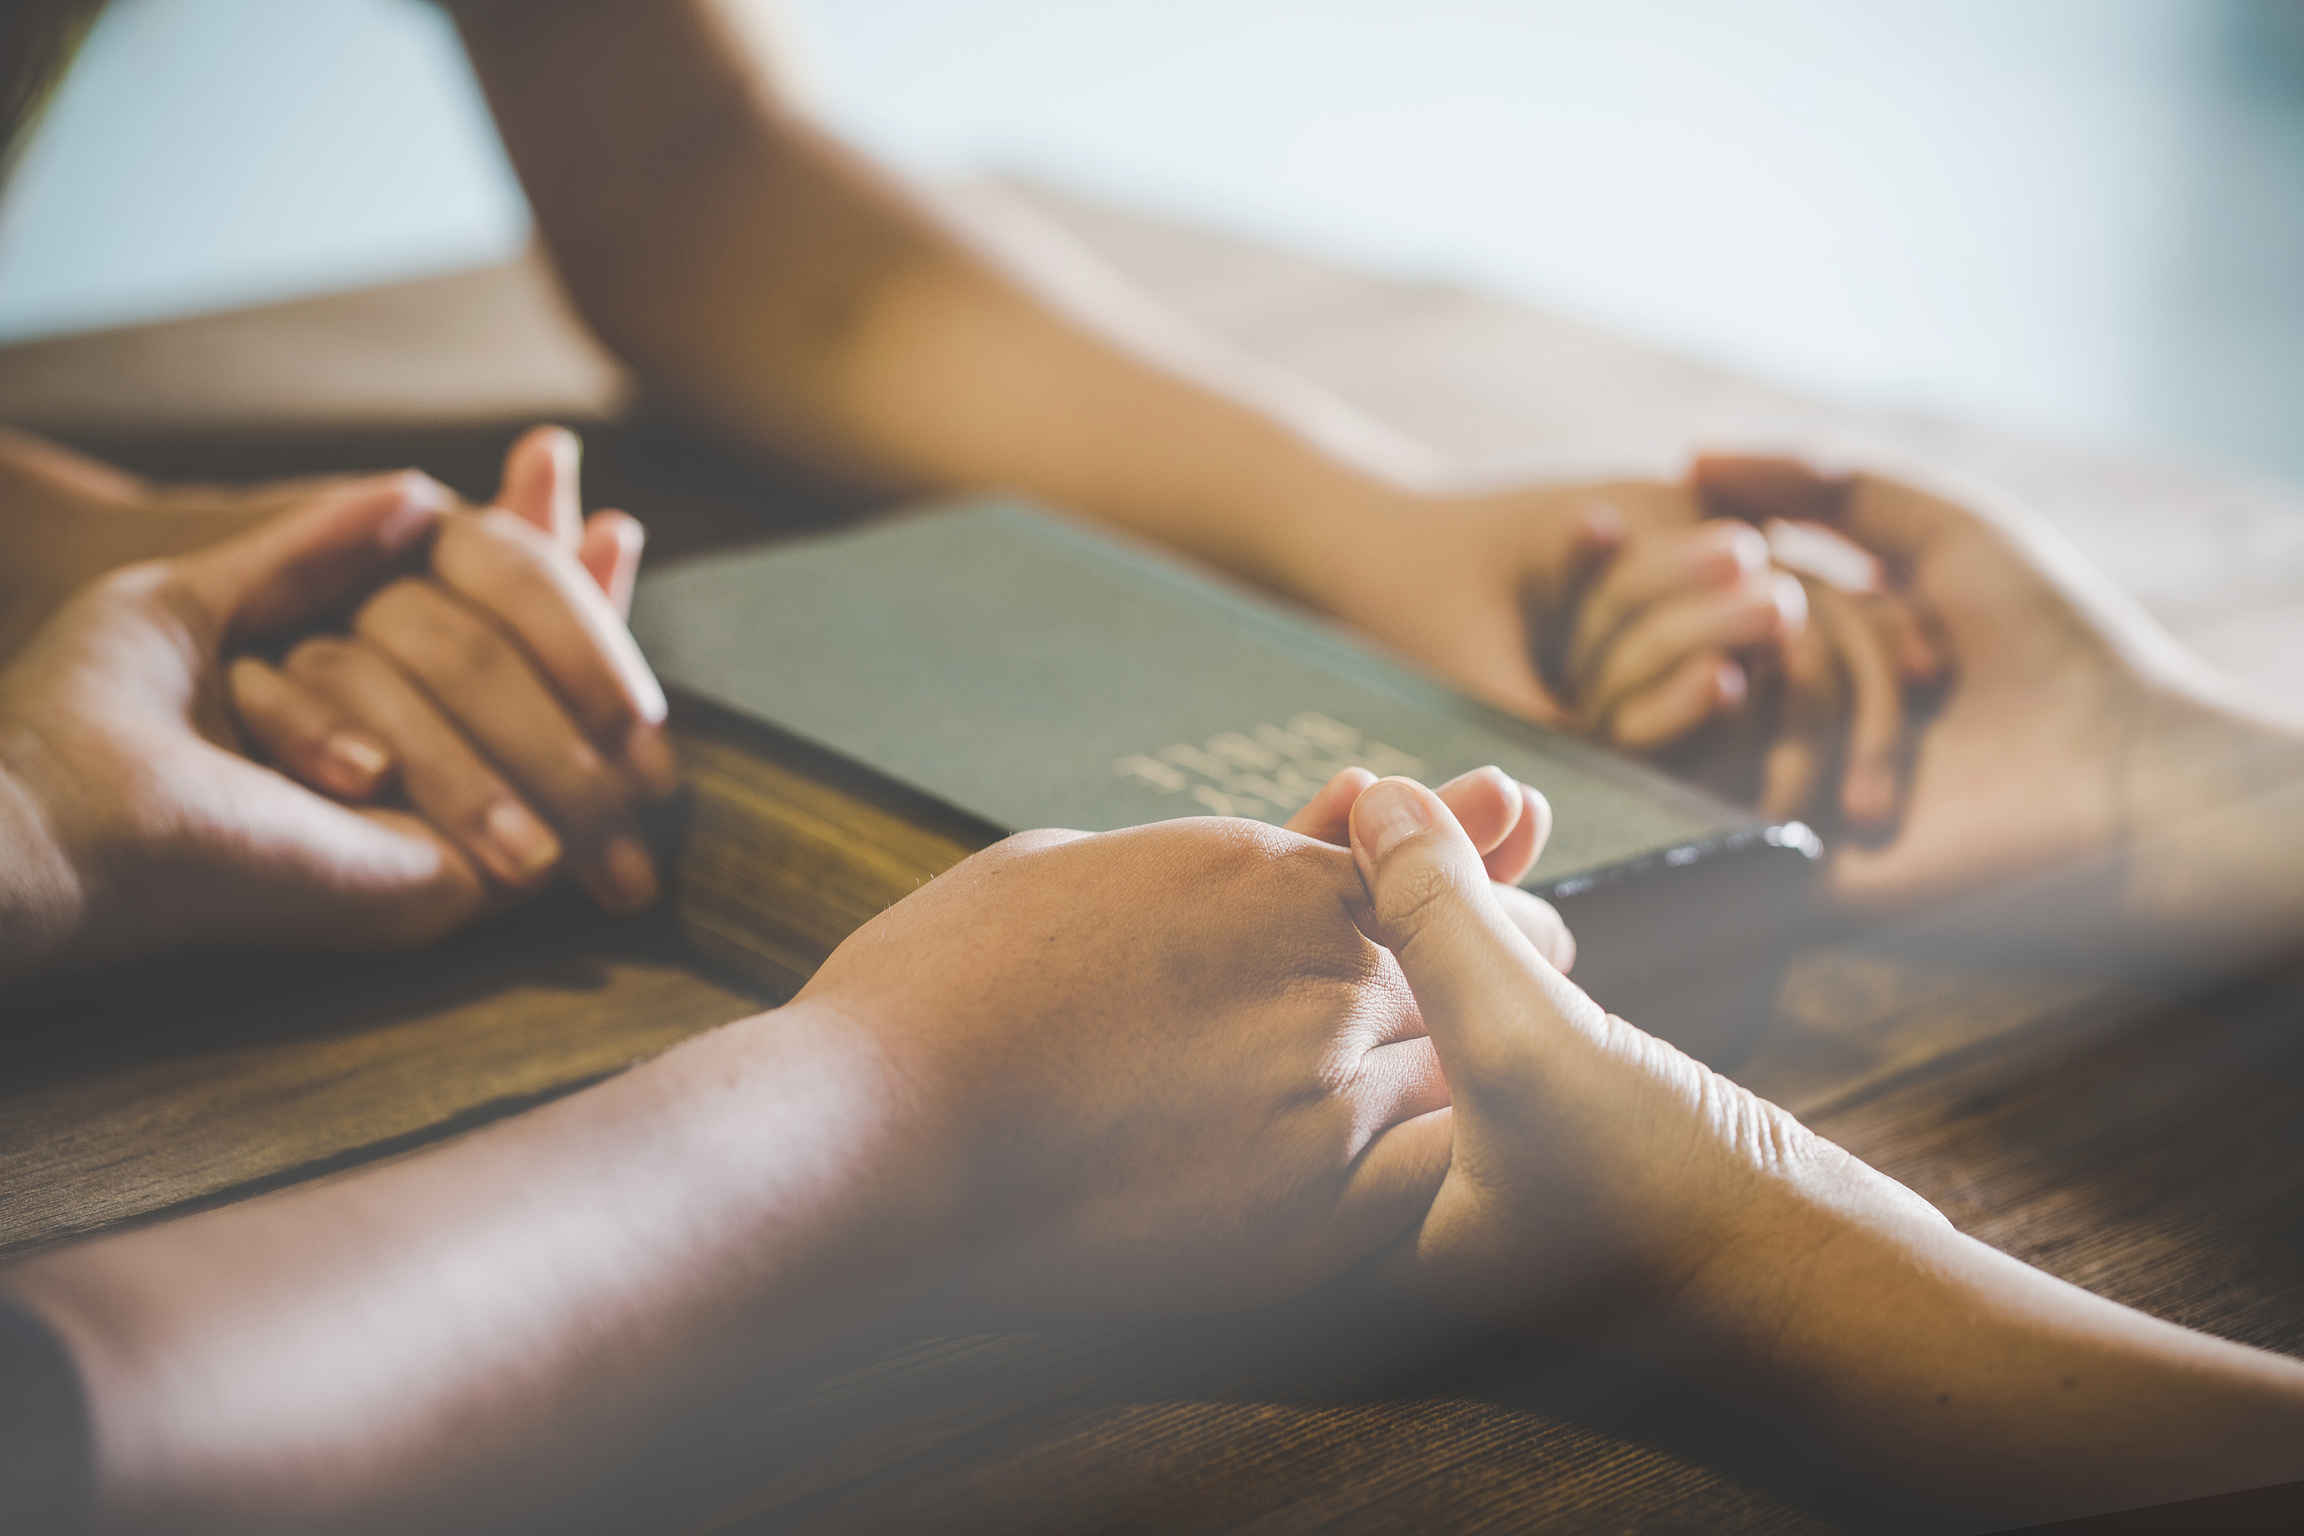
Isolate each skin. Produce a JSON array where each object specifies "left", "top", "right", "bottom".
[{"left": 1342, "top": 774, "right": 2304, "bottom": 1528}]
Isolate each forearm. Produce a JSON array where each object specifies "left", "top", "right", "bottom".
[
  {"left": 0, "top": 1002, "right": 943, "bottom": 1535},
  {"left": 1683, "top": 1202, "right": 2304, "bottom": 1525},
  {"left": 455, "top": 0, "right": 1430, "bottom": 606}
]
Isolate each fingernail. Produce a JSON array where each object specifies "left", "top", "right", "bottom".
[
  {"left": 1355, "top": 779, "right": 1434, "bottom": 860},
  {"left": 1715, "top": 657, "right": 1750, "bottom": 711},
  {"left": 1714, "top": 523, "right": 1771, "bottom": 582},
  {"left": 625, "top": 723, "right": 680, "bottom": 798},
  {"left": 485, "top": 800, "right": 561, "bottom": 883},
  {"left": 602, "top": 833, "right": 660, "bottom": 912},
  {"left": 323, "top": 732, "right": 391, "bottom": 794},
  {"left": 631, "top": 669, "right": 669, "bottom": 729},
  {"left": 1437, "top": 764, "right": 1511, "bottom": 798},
  {"left": 1771, "top": 570, "right": 1810, "bottom": 636},
  {"left": 374, "top": 472, "right": 454, "bottom": 551}
]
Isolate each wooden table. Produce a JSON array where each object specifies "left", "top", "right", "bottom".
[{"left": 4, "top": 195, "right": 2303, "bottom": 1535}]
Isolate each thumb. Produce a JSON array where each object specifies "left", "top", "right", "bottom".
[
  {"left": 177, "top": 474, "right": 448, "bottom": 647},
  {"left": 1349, "top": 777, "right": 1604, "bottom": 1084},
  {"left": 496, "top": 424, "right": 585, "bottom": 547}
]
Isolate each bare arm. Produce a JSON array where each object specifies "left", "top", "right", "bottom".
[
  {"left": 2, "top": 1004, "right": 921, "bottom": 1535},
  {"left": 451, "top": 0, "right": 1427, "bottom": 605},
  {"left": 1686, "top": 1196, "right": 2304, "bottom": 1518},
  {"left": 452, "top": 0, "right": 1793, "bottom": 735}
]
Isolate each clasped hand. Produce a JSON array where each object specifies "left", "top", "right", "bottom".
[{"left": 0, "top": 428, "right": 675, "bottom": 975}]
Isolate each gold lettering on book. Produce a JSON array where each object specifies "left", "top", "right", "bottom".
[{"left": 1113, "top": 711, "right": 1427, "bottom": 822}]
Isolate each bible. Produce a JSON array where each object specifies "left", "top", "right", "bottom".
[{"left": 631, "top": 498, "right": 1816, "bottom": 1064}]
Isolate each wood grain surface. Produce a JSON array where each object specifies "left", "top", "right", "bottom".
[{"left": 3, "top": 193, "right": 2302, "bottom": 1533}]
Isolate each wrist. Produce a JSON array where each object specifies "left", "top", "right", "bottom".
[
  {"left": 1664, "top": 1161, "right": 1957, "bottom": 1378},
  {"left": 1240, "top": 465, "right": 1432, "bottom": 619},
  {"left": 698, "top": 1001, "right": 978, "bottom": 1327}
]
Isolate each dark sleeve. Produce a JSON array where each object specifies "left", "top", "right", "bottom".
[{"left": 0, "top": 1296, "right": 92, "bottom": 1536}]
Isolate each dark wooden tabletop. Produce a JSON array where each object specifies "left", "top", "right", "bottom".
[{"left": 4, "top": 271, "right": 2302, "bottom": 1535}]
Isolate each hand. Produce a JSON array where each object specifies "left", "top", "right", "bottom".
[
  {"left": 1297, "top": 479, "right": 1692, "bottom": 723},
  {"left": 1302, "top": 480, "right": 1920, "bottom": 829},
  {"left": 1336, "top": 774, "right": 1937, "bottom": 1327},
  {"left": 1694, "top": 456, "right": 2304, "bottom": 956},
  {"left": 1558, "top": 514, "right": 1941, "bottom": 829},
  {"left": 0, "top": 478, "right": 505, "bottom": 974},
  {"left": 791, "top": 814, "right": 1458, "bottom": 1318},
  {"left": 228, "top": 427, "right": 676, "bottom": 912},
  {"left": 1284, "top": 762, "right": 1576, "bottom": 973}
]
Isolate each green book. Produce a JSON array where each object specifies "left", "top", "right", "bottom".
[{"left": 632, "top": 497, "right": 1816, "bottom": 1063}]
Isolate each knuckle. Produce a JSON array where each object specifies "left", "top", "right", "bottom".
[
  {"left": 440, "top": 508, "right": 557, "bottom": 589},
  {"left": 282, "top": 633, "right": 362, "bottom": 683},
  {"left": 362, "top": 581, "right": 508, "bottom": 683},
  {"left": 389, "top": 468, "right": 451, "bottom": 503},
  {"left": 557, "top": 743, "right": 633, "bottom": 824}
]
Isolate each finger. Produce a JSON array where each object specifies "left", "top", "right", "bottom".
[
  {"left": 283, "top": 636, "right": 563, "bottom": 892},
  {"left": 1568, "top": 521, "right": 1771, "bottom": 694},
  {"left": 175, "top": 474, "right": 450, "bottom": 646},
  {"left": 1819, "top": 590, "right": 1904, "bottom": 828},
  {"left": 1494, "top": 884, "right": 1575, "bottom": 972},
  {"left": 579, "top": 509, "right": 646, "bottom": 618},
  {"left": 1757, "top": 617, "right": 1840, "bottom": 821},
  {"left": 1520, "top": 506, "right": 1631, "bottom": 713},
  {"left": 180, "top": 755, "right": 501, "bottom": 953},
  {"left": 1357, "top": 1036, "right": 1453, "bottom": 1127},
  {"left": 1579, "top": 574, "right": 1795, "bottom": 727},
  {"left": 1481, "top": 781, "right": 1552, "bottom": 887},
  {"left": 1690, "top": 455, "right": 1852, "bottom": 528},
  {"left": 1520, "top": 498, "right": 1627, "bottom": 623},
  {"left": 1434, "top": 766, "right": 1523, "bottom": 858},
  {"left": 353, "top": 579, "right": 661, "bottom": 913},
  {"left": 226, "top": 656, "right": 395, "bottom": 802},
  {"left": 1348, "top": 776, "right": 1609, "bottom": 1086},
  {"left": 1282, "top": 766, "right": 1378, "bottom": 845},
  {"left": 1292, "top": 767, "right": 1552, "bottom": 889},
  {"left": 495, "top": 424, "right": 584, "bottom": 548},
  {"left": 1762, "top": 516, "right": 1884, "bottom": 595},
  {"left": 1605, "top": 650, "right": 1748, "bottom": 753},
  {"left": 1883, "top": 593, "right": 1947, "bottom": 683},
  {"left": 431, "top": 510, "right": 676, "bottom": 795},
  {"left": 1334, "top": 1107, "right": 1456, "bottom": 1263}
]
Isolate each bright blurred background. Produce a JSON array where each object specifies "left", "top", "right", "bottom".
[{"left": 1, "top": 0, "right": 2299, "bottom": 481}]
